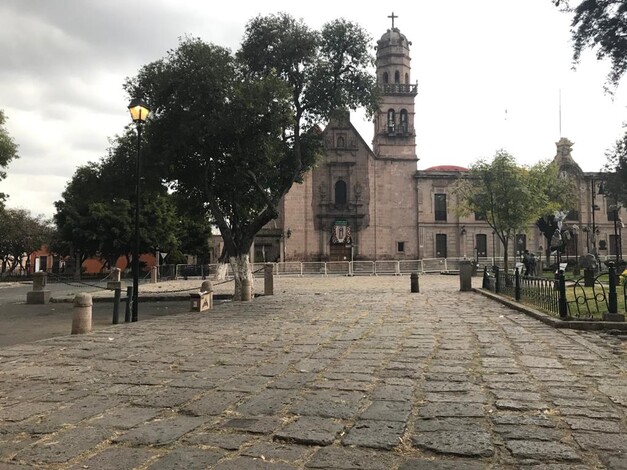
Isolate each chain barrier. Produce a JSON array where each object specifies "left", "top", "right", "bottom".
[
  {"left": 132, "top": 266, "right": 265, "bottom": 295},
  {"left": 46, "top": 272, "right": 112, "bottom": 291}
]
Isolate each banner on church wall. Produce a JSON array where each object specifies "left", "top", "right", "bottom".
[{"left": 331, "top": 220, "right": 351, "bottom": 244}]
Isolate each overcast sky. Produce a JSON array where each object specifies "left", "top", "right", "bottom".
[{"left": 2, "top": 0, "right": 627, "bottom": 219}]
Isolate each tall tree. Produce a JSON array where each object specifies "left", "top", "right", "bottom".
[
  {"left": 0, "top": 208, "right": 53, "bottom": 273},
  {"left": 554, "top": 0, "right": 627, "bottom": 91},
  {"left": 126, "top": 14, "right": 379, "bottom": 299},
  {"left": 455, "top": 151, "right": 575, "bottom": 272},
  {"left": 0, "top": 110, "right": 19, "bottom": 205}
]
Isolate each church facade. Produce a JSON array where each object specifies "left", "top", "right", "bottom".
[{"left": 251, "top": 19, "right": 623, "bottom": 265}]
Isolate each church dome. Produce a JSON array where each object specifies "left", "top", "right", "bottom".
[
  {"left": 423, "top": 165, "right": 469, "bottom": 172},
  {"left": 376, "top": 28, "right": 412, "bottom": 52}
]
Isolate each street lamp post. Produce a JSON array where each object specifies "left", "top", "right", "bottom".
[{"left": 128, "top": 98, "right": 150, "bottom": 323}]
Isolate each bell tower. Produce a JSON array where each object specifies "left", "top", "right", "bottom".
[{"left": 373, "top": 12, "right": 418, "bottom": 160}]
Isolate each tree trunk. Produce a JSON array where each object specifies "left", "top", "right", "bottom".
[
  {"left": 215, "top": 263, "right": 228, "bottom": 281},
  {"left": 229, "top": 254, "right": 253, "bottom": 301}
]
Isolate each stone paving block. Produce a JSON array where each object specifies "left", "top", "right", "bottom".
[
  {"left": 412, "top": 430, "right": 494, "bottom": 457},
  {"left": 491, "top": 414, "right": 556, "bottom": 427},
  {"left": 418, "top": 402, "right": 486, "bottom": 418},
  {"left": 290, "top": 390, "right": 366, "bottom": 419},
  {"left": 413, "top": 417, "right": 488, "bottom": 432},
  {"left": 424, "top": 392, "right": 487, "bottom": 403},
  {"left": 342, "top": 419, "right": 405, "bottom": 449},
  {"left": 564, "top": 417, "right": 623, "bottom": 433},
  {"left": 67, "top": 446, "right": 158, "bottom": 470},
  {"left": 241, "top": 440, "right": 310, "bottom": 462},
  {"left": 312, "top": 379, "right": 371, "bottom": 392},
  {"left": 274, "top": 416, "right": 344, "bottom": 446},
  {"left": 213, "top": 457, "right": 299, "bottom": 469},
  {"left": 236, "top": 389, "right": 295, "bottom": 415},
  {"left": 219, "top": 375, "right": 273, "bottom": 393},
  {"left": 572, "top": 432, "right": 627, "bottom": 452},
  {"left": 0, "top": 402, "right": 55, "bottom": 422},
  {"left": 422, "top": 382, "right": 481, "bottom": 393},
  {"left": 181, "top": 390, "right": 247, "bottom": 416},
  {"left": 495, "top": 400, "right": 550, "bottom": 411},
  {"left": 88, "top": 405, "right": 162, "bottom": 429},
  {"left": 423, "top": 373, "right": 474, "bottom": 383},
  {"left": 493, "top": 425, "right": 565, "bottom": 441},
  {"left": 181, "top": 429, "right": 252, "bottom": 449},
  {"left": 268, "top": 372, "right": 317, "bottom": 390},
  {"left": 14, "top": 426, "right": 111, "bottom": 465},
  {"left": 221, "top": 416, "right": 282, "bottom": 434},
  {"left": 130, "top": 386, "right": 200, "bottom": 408},
  {"left": 519, "top": 356, "right": 565, "bottom": 368},
  {"left": 146, "top": 446, "right": 225, "bottom": 469},
  {"left": 359, "top": 400, "right": 411, "bottom": 422},
  {"left": 305, "top": 446, "right": 400, "bottom": 469},
  {"left": 505, "top": 440, "right": 582, "bottom": 461},
  {"left": 370, "top": 384, "right": 413, "bottom": 401},
  {"left": 398, "top": 459, "right": 488, "bottom": 469},
  {"left": 558, "top": 407, "right": 623, "bottom": 419},
  {"left": 113, "top": 416, "right": 206, "bottom": 446}
]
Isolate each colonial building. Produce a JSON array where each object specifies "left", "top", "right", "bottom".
[{"left": 252, "top": 18, "right": 623, "bottom": 265}]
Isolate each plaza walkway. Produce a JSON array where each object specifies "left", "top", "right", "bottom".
[{"left": 1, "top": 275, "right": 626, "bottom": 469}]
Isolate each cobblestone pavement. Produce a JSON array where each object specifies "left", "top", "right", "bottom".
[{"left": 1, "top": 275, "right": 627, "bottom": 469}]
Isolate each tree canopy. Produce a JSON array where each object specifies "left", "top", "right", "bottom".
[
  {"left": 53, "top": 131, "right": 183, "bottom": 273},
  {"left": 554, "top": 0, "right": 627, "bottom": 91},
  {"left": 0, "top": 208, "right": 52, "bottom": 273},
  {"left": 0, "top": 110, "right": 19, "bottom": 205},
  {"left": 455, "top": 150, "right": 576, "bottom": 271},
  {"left": 125, "top": 14, "right": 380, "bottom": 297}
]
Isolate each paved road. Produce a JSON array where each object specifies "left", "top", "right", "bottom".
[{"left": 1, "top": 275, "right": 626, "bottom": 469}]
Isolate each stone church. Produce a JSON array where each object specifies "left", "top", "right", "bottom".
[{"left": 251, "top": 17, "right": 622, "bottom": 265}]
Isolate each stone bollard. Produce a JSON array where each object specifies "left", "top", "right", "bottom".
[
  {"left": 460, "top": 260, "right": 473, "bottom": 292},
  {"left": 190, "top": 280, "right": 214, "bottom": 312},
  {"left": 150, "top": 266, "right": 158, "bottom": 284},
  {"left": 71, "top": 293, "right": 93, "bottom": 334},
  {"left": 410, "top": 272, "right": 419, "bottom": 293},
  {"left": 264, "top": 263, "right": 274, "bottom": 296},
  {"left": 26, "top": 272, "right": 51, "bottom": 304},
  {"left": 241, "top": 279, "right": 252, "bottom": 301},
  {"left": 107, "top": 267, "right": 123, "bottom": 290}
]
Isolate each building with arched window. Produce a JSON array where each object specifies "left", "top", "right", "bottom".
[{"left": 250, "top": 16, "right": 620, "bottom": 264}]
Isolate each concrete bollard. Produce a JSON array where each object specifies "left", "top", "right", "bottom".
[
  {"left": 150, "top": 266, "right": 158, "bottom": 284},
  {"left": 26, "top": 272, "right": 51, "bottom": 304},
  {"left": 107, "top": 267, "right": 123, "bottom": 290},
  {"left": 460, "top": 261, "right": 473, "bottom": 292},
  {"left": 410, "top": 272, "right": 419, "bottom": 293},
  {"left": 264, "top": 263, "right": 274, "bottom": 296},
  {"left": 241, "top": 279, "right": 252, "bottom": 301},
  {"left": 71, "top": 293, "right": 93, "bottom": 335}
]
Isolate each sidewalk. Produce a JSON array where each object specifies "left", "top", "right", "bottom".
[{"left": 1, "top": 275, "right": 626, "bottom": 469}]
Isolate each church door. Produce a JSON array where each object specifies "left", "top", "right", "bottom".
[{"left": 330, "top": 244, "right": 351, "bottom": 261}]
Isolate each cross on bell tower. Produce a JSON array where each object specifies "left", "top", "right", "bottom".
[{"left": 388, "top": 12, "right": 397, "bottom": 29}]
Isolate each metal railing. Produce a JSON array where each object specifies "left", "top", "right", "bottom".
[
  {"left": 166, "top": 257, "right": 492, "bottom": 280},
  {"left": 487, "top": 266, "right": 566, "bottom": 318}
]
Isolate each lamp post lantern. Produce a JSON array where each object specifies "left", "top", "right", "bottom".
[{"left": 128, "top": 98, "right": 150, "bottom": 323}]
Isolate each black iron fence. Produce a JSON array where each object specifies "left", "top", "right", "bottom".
[
  {"left": 487, "top": 266, "right": 567, "bottom": 318},
  {"left": 484, "top": 262, "right": 627, "bottom": 320}
]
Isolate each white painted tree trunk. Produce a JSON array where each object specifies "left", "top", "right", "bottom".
[
  {"left": 215, "top": 263, "right": 228, "bottom": 281},
  {"left": 229, "top": 254, "right": 253, "bottom": 300}
]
